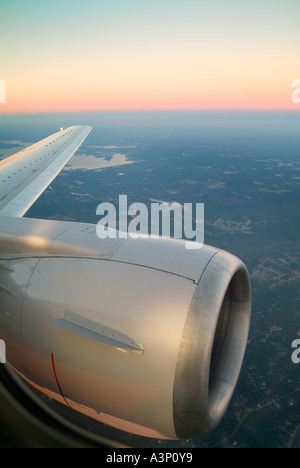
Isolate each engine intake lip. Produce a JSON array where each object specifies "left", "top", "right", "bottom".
[{"left": 173, "top": 249, "right": 251, "bottom": 439}]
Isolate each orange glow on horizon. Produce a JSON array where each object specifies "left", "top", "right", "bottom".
[{"left": 0, "top": 86, "right": 298, "bottom": 115}]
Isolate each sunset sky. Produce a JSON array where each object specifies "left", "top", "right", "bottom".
[{"left": 0, "top": 0, "right": 300, "bottom": 114}]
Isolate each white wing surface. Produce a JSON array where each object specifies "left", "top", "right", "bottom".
[{"left": 0, "top": 125, "right": 92, "bottom": 217}]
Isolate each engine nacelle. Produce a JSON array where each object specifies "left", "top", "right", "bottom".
[{"left": 0, "top": 217, "right": 251, "bottom": 439}]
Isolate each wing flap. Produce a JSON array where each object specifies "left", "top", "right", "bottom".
[{"left": 0, "top": 125, "right": 92, "bottom": 217}]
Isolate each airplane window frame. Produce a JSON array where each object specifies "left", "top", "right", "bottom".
[{"left": 0, "top": 364, "right": 127, "bottom": 448}]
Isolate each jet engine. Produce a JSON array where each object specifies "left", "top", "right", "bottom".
[{"left": 0, "top": 216, "right": 251, "bottom": 439}]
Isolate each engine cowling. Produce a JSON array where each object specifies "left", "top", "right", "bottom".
[{"left": 0, "top": 218, "right": 251, "bottom": 440}]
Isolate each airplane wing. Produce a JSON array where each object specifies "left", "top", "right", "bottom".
[{"left": 0, "top": 125, "right": 92, "bottom": 217}]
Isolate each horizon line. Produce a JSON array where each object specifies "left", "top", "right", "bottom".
[{"left": 1, "top": 108, "right": 300, "bottom": 117}]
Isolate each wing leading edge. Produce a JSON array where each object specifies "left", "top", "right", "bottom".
[{"left": 0, "top": 125, "right": 92, "bottom": 217}]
